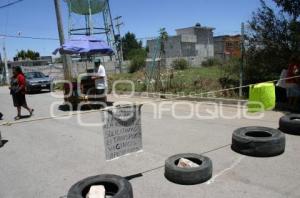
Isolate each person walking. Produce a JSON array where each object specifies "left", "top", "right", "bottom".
[{"left": 10, "top": 66, "right": 34, "bottom": 120}]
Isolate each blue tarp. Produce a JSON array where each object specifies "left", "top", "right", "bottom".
[{"left": 53, "top": 36, "right": 114, "bottom": 56}]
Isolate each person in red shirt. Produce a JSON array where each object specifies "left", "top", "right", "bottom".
[{"left": 12, "top": 66, "right": 34, "bottom": 120}]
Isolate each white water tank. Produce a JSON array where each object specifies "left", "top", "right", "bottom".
[{"left": 66, "top": 0, "right": 107, "bottom": 15}]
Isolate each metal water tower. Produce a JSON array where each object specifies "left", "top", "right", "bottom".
[{"left": 65, "top": 0, "right": 121, "bottom": 71}]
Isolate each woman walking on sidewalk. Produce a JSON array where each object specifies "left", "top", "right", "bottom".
[{"left": 10, "top": 66, "right": 34, "bottom": 120}]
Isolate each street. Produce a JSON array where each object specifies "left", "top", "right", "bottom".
[{"left": 0, "top": 86, "right": 299, "bottom": 198}]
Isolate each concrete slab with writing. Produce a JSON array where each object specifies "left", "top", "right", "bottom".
[{"left": 102, "top": 104, "right": 143, "bottom": 160}]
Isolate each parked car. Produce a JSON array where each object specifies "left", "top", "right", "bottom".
[{"left": 25, "top": 71, "right": 52, "bottom": 93}]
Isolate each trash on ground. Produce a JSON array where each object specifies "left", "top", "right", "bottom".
[
  {"left": 177, "top": 158, "right": 200, "bottom": 168},
  {"left": 86, "top": 185, "right": 105, "bottom": 198}
]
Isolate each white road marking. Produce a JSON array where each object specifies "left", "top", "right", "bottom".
[{"left": 207, "top": 156, "right": 245, "bottom": 185}]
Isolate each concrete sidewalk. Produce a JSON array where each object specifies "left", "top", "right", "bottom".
[{"left": 0, "top": 87, "right": 299, "bottom": 198}]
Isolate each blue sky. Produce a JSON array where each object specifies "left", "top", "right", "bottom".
[{"left": 0, "top": 0, "right": 277, "bottom": 60}]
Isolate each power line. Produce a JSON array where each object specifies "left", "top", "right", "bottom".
[
  {"left": 0, "top": 0, "right": 24, "bottom": 9},
  {"left": 0, "top": 33, "right": 158, "bottom": 42},
  {"left": 0, "top": 33, "right": 59, "bottom": 41}
]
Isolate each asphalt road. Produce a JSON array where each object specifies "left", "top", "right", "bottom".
[{"left": 0, "top": 86, "right": 299, "bottom": 198}]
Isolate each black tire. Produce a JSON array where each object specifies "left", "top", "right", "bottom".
[
  {"left": 67, "top": 174, "right": 133, "bottom": 198},
  {"left": 164, "top": 153, "right": 213, "bottom": 185},
  {"left": 231, "top": 126, "right": 285, "bottom": 157},
  {"left": 279, "top": 114, "right": 300, "bottom": 135}
]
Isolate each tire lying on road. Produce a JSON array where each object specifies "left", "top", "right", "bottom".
[
  {"left": 164, "top": 153, "right": 213, "bottom": 185},
  {"left": 67, "top": 174, "right": 133, "bottom": 198},
  {"left": 279, "top": 114, "right": 300, "bottom": 135},
  {"left": 231, "top": 126, "right": 285, "bottom": 157}
]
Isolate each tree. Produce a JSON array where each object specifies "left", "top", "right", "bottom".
[
  {"left": 159, "top": 28, "right": 168, "bottom": 63},
  {"left": 155, "top": 28, "right": 169, "bottom": 91},
  {"left": 16, "top": 50, "right": 26, "bottom": 60},
  {"left": 26, "top": 50, "right": 40, "bottom": 60},
  {"left": 274, "top": 0, "right": 300, "bottom": 20},
  {"left": 244, "top": 0, "right": 300, "bottom": 84},
  {"left": 121, "top": 32, "right": 142, "bottom": 60},
  {"left": 15, "top": 49, "right": 40, "bottom": 60}
]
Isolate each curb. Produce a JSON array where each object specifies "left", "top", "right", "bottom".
[{"left": 112, "top": 92, "right": 248, "bottom": 106}]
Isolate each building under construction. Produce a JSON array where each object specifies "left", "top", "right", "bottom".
[
  {"left": 147, "top": 23, "right": 215, "bottom": 67},
  {"left": 214, "top": 34, "right": 241, "bottom": 62}
]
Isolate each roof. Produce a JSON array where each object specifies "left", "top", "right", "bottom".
[
  {"left": 214, "top": 34, "right": 241, "bottom": 39},
  {"left": 176, "top": 25, "right": 215, "bottom": 32}
]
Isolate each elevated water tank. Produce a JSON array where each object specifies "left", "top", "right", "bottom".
[{"left": 66, "top": 0, "right": 107, "bottom": 15}]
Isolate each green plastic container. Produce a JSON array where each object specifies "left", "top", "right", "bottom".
[{"left": 248, "top": 82, "right": 276, "bottom": 112}]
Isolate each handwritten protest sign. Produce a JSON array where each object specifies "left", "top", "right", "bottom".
[{"left": 102, "top": 104, "right": 143, "bottom": 160}]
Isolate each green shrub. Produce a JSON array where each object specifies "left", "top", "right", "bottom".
[
  {"left": 222, "top": 57, "right": 240, "bottom": 80},
  {"left": 127, "top": 48, "right": 147, "bottom": 60},
  {"left": 219, "top": 57, "right": 240, "bottom": 89},
  {"left": 128, "top": 48, "right": 147, "bottom": 73},
  {"left": 172, "top": 59, "right": 189, "bottom": 70},
  {"left": 129, "top": 57, "right": 145, "bottom": 73},
  {"left": 202, "top": 58, "right": 220, "bottom": 67}
]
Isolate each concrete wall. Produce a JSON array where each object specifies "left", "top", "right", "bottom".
[
  {"left": 181, "top": 34, "right": 197, "bottom": 43},
  {"left": 196, "top": 44, "right": 214, "bottom": 58},
  {"left": 165, "top": 36, "right": 182, "bottom": 58},
  {"left": 181, "top": 42, "right": 197, "bottom": 57},
  {"left": 214, "top": 37, "right": 225, "bottom": 61},
  {"left": 147, "top": 36, "right": 182, "bottom": 59},
  {"left": 194, "top": 28, "right": 214, "bottom": 61},
  {"left": 176, "top": 27, "right": 195, "bottom": 35},
  {"left": 148, "top": 56, "right": 207, "bottom": 69},
  {"left": 19, "top": 60, "right": 118, "bottom": 82}
]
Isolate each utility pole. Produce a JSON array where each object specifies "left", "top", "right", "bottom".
[
  {"left": 239, "top": 22, "right": 245, "bottom": 98},
  {"left": 54, "top": 0, "right": 72, "bottom": 81},
  {"left": 114, "top": 16, "right": 124, "bottom": 63},
  {"left": 1, "top": 38, "right": 9, "bottom": 85}
]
